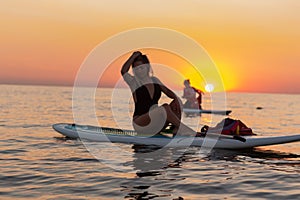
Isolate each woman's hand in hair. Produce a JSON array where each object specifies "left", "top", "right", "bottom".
[{"left": 131, "top": 51, "right": 142, "bottom": 59}]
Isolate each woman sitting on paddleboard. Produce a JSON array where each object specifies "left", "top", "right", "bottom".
[{"left": 121, "top": 51, "right": 196, "bottom": 136}]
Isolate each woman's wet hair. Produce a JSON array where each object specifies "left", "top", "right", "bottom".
[
  {"left": 132, "top": 54, "right": 153, "bottom": 76},
  {"left": 133, "top": 54, "right": 150, "bottom": 65},
  {"left": 132, "top": 55, "right": 153, "bottom": 76}
]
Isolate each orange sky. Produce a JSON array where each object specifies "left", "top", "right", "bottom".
[{"left": 1, "top": 0, "right": 300, "bottom": 94}]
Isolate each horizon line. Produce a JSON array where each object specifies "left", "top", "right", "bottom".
[{"left": 1, "top": 82, "right": 299, "bottom": 95}]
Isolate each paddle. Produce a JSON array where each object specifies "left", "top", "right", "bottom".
[
  {"left": 162, "top": 125, "right": 246, "bottom": 142},
  {"left": 197, "top": 132, "right": 246, "bottom": 142}
]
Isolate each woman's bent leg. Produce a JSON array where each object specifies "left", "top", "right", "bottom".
[
  {"left": 169, "top": 100, "right": 182, "bottom": 120},
  {"left": 161, "top": 104, "right": 196, "bottom": 136},
  {"left": 133, "top": 104, "right": 196, "bottom": 136}
]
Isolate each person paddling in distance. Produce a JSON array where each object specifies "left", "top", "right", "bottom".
[
  {"left": 182, "top": 79, "right": 204, "bottom": 110},
  {"left": 121, "top": 51, "right": 197, "bottom": 137}
]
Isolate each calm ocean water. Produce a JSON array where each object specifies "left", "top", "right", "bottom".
[{"left": 1, "top": 84, "right": 300, "bottom": 200}]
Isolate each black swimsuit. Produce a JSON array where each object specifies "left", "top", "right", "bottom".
[{"left": 133, "top": 83, "right": 162, "bottom": 117}]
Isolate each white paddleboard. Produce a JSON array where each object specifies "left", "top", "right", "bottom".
[{"left": 53, "top": 123, "right": 300, "bottom": 150}]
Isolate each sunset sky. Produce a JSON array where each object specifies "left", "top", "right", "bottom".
[{"left": 1, "top": 0, "right": 299, "bottom": 94}]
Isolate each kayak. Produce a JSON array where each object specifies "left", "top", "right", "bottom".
[
  {"left": 183, "top": 108, "right": 232, "bottom": 115},
  {"left": 52, "top": 123, "right": 300, "bottom": 150}
]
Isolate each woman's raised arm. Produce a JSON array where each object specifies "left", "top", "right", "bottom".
[{"left": 121, "top": 51, "right": 142, "bottom": 75}]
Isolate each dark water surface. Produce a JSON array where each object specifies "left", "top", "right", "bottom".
[{"left": 1, "top": 85, "right": 299, "bottom": 199}]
